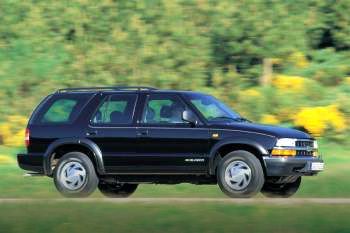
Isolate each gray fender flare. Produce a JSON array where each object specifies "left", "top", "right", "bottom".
[
  {"left": 208, "top": 138, "right": 269, "bottom": 175},
  {"left": 43, "top": 138, "right": 104, "bottom": 176}
]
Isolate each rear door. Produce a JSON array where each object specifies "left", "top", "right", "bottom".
[
  {"left": 136, "top": 93, "right": 211, "bottom": 174},
  {"left": 86, "top": 93, "right": 139, "bottom": 173}
]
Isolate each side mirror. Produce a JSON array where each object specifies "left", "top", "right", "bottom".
[{"left": 182, "top": 110, "right": 198, "bottom": 126}]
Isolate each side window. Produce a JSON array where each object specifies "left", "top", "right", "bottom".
[
  {"left": 142, "top": 94, "right": 188, "bottom": 124},
  {"left": 32, "top": 93, "right": 93, "bottom": 125},
  {"left": 42, "top": 99, "right": 78, "bottom": 123},
  {"left": 92, "top": 94, "right": 137, "bottom": 125}
]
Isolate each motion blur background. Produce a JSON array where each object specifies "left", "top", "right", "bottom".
[{"left": 0, "top": 1, "right": 350, "bottom": 233}]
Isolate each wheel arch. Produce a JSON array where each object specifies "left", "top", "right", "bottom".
[
  {"left": 209, "top": 139, "right": 269, "bottom": 175},
  {"left": 43, "top": 138, "right": 104, "bottom": 176}
]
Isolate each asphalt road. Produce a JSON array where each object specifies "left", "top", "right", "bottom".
[{"left": 0, "top": 198, "right": 349, "bottom": 204}]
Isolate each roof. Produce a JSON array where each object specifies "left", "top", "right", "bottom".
[{"left": 56, "top": 86, "right": 201, "bottom": 95}]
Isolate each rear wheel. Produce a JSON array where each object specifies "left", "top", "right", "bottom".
[
  {"left": 98, "top": 182, "right": 138, "bottom": 198},
  {"left": 261, "top": 177, "right": 301, "bottom": 198},
  {"left": 217, "top": 150, "right": 265, "bottom": 198},
  {"left": 54, "top": 152, "right": 98, "bottom": 198}
]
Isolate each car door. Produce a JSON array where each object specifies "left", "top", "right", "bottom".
[
  {"left": 86, "top": 93, "right": 139, "bottom": 173},
  {"left": 136, "top": 93, "right": 211, "bottom": 174}
]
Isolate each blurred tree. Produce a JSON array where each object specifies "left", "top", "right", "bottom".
[{"left": 0, "top": 0, "right": 349, "bottom": 141}]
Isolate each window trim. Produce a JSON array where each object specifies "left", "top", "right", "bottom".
[
  {"left": 139, "top": 93, "right": 200, "bottom": 127},
  {"left": 89, "top": 93, "right": 138, "bottom": 127}
]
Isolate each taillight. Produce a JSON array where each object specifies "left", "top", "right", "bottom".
[{"left": 25, "top": 128, "right": 30, "bottom": 147}]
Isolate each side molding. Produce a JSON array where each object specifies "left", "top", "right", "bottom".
[
  {"left": 43, "top": 138, "right": 105, "bottom": 175},
  {"left": 208, "top": 138, "right": 269, "bottom": 175}
]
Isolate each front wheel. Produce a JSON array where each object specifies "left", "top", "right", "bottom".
[
  {"left": 217, "top": 150, "right": 265, "bottom": 198},
  {"left": 98, "top": 182, "right": 138, "bottom": 198},
  {"left": 261, "top": 177, "right": 301, "bottom": 198}
]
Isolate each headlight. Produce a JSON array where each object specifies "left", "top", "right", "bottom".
[
  {"left": 272, "top": 138, "right": 297, "bottom": 157},
  {"left": 275, "top": 138, "right": 297, "bottom": 147}
]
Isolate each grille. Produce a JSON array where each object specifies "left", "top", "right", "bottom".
[
  {"left": 296, "top": 150, "right": 314, "bottom": 156},
  {"left": 296, "top": 140, "right": 314, "bottom": 148},
  {"left": 295, "top": 140, "right": 315, "bottom": 157}
]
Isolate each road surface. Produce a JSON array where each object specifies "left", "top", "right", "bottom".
[{"left": 0, "top": 198, "right": 349, "bottom": 205}]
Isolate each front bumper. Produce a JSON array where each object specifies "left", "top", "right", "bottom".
[
  {"left": 263, "top": 156, "right": 324, "bottom": 176},
  {"left": 17, "top": 153, "right": 44, "bottom": 174}
]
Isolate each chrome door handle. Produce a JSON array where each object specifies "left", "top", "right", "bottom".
[
  {"left": 86, "top": 131, "right": 97, "bottom": 136},
  {"left": 137, "top": 131, "right": 148, "bottom": 137}
]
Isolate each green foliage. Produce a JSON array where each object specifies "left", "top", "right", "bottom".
[{"left": 0, "top": 0, "right": 349, "bottom": 141}]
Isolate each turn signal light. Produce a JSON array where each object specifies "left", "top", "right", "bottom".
[{"left": 271, "top": 149, "right": 296, "bottom": 157}]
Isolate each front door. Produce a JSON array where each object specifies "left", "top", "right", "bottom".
[{"left": 136, "top": 93, "right": 210, "bottom": 174}]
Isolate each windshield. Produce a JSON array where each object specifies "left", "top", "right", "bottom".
[{"left": 185, "top": 93, "right": 244, "bottom": 122}]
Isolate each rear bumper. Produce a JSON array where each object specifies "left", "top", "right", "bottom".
[
  {"left": 17, "top": 153, "right": 44, "bottom": 174},
  {"left": 263, "top": 156, "right": 324, "bottom": 176}
]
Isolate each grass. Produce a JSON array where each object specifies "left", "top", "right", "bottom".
[
  {"left": 1, "top": 202, "right": 350, "bottom": 233},
  {"left": 1, "top": 142, "right": 350, "bottom": 232}
]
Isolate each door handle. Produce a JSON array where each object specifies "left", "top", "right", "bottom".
[
  {"left": 86, "top": 130, "right": 97, "bottom": 136},
  {"left": 137, "top": 130, "right": 148, "bottom": 137}
]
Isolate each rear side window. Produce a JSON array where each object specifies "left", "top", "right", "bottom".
[
  {"left": 91, "top": 94, "right": 137, "bottom": 125},
  {"left": 42, "top": 99, "right": 78, "bottom": 123},
  {"left": 32, "top": 94, "right": 92, "bottom": 125}
]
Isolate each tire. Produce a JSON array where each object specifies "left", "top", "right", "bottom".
[
  {"left": 54, "top": 152, "right": 98, "bottom": 198},
  {"left": 217, "top": 150, "right": 265, "bottom": 198},
  {"left": 98, "top": 182, "right": 138, "bottom": 198},
  {"left": 261, "top": 177, "right": 301, "bottom": 198}
]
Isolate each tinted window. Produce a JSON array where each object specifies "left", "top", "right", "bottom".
[
  {"left": 42, "top": 99, "right": 77, "bottom": 123},
  {"left": 142, "top": 94, "right": 188, "bottom": 124},
  {"left": 35, "top": 93, "right": 92, "bottom": 124},
  {"left": 92, "top": 94, "right": 137, "bottom": 125}
]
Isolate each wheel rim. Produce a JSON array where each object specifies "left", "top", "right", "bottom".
[
  {"left": 59, "top": 161, "right": 87, "bottom": 191},
  {"left": 224, "top": 160, "right": 252, "bottom": 190}
]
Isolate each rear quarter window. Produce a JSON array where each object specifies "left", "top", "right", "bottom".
[
  {"left": 31, "top": 93, "right": 93, "bottom": 125},
  {"left": 42, "top": 99, "right": 78, "bottom": 123}
]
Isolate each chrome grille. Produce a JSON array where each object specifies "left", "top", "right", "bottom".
[
  {"left": 296, "top": 140, "right": 314, "bottom": 148},
  {"left": 296, "top": 150, "right": 314, "bottom": 156},
  {"left": 296, "top": 140, "right": 315, "bottom": 157}
]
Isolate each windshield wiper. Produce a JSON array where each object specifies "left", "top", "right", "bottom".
[
  {"left": 211, "top": 116, "right": 250, "bottom": 122},
  {"left": 233, "top": 117, "right": 251, "bottom": 122}
]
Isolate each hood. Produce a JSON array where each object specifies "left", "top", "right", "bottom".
[{"left": 209, "top": 122, "right": 312, "bottom": 139}]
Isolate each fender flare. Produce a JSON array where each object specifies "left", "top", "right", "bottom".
[
  {"left": 43, "top": 138, "right": 105, "bottom": 176},
  {"left": 208, "top": 138, "right": 269, "bottom": 175}
]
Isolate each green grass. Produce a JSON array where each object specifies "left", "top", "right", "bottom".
[
  {"left": 1, "top": 142, "right": 350, "bottom": 232},
  {"left": 0, "top": 202, "right": 350, "bottom": 233},
  {"left": 0, "top": 141, "right": 350, "bottom": 198}
]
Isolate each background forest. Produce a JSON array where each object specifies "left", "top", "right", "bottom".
[
  {"left": 1, "top": 2, "right": 350, "bottom": 232},
  {"left": 1, "top": 0, "right": 350, "bottom": 147}
]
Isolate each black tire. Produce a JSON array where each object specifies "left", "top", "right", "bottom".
[
  {"left": 217, "top": 150, "right": 265, "bottom": 198},
  {"left": 261, "top": 177, "right": 301, "bottom": 198},
  {"left": 98, "top": 182, "right": 138, "bottom": 198},
  {"left": 54, "top": 152, "right": 98, "bottom": 198}
]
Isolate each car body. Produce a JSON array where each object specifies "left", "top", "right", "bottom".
[{"left": 17, "top": 86, "right": 324, "bottom": 198}]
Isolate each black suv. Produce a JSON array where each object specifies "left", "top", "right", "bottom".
[{"left": 17, "top": 86, "right": 324, "bottom": 198}]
